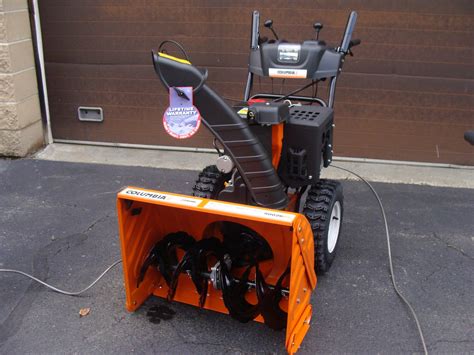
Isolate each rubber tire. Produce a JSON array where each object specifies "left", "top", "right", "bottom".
[
  {"left": 192, "top": 165, "right": 227, "bottom": 199},
  {"left": 302, "top": 179, "right": 344, "bottom": 275}
]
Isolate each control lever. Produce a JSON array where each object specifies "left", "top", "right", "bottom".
[
  {"left": 264, "top": 19, "right": 279, "bottom": 40},
  {"left": 349, "top": 39, "right": 361, "bottom": 49},
  {"left": 465, "top": 131, "right": 474, "bottom": 145},
  {"left": 347, "top": 39, "right": 361, "bottom": 56},
  {"left": 313, "top": 22, "right": 323, "bottom": 40}
]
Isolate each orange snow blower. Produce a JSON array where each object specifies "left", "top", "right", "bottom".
[{"left": 117, "top": 10, "right": 360, "bottom": 353}]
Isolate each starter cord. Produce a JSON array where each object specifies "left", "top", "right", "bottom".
[{"left": 331, "top": 164, "right": 428, "bottom": 355}]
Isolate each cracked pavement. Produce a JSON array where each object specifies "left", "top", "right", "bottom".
[{"left": 0, "top": 159, "right": 473, "bottom": 354}]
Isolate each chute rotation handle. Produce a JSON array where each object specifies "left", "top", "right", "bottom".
[{"left": 151, "top": 40, "right": 208, "bottom": 94}]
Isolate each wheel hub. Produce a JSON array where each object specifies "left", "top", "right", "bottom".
[{"left": 327, "top": 201, "right": 341, "bottom": 253}]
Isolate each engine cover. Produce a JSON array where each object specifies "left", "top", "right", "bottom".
[{"left": 278, "top": 105, "right": 334, "bottom": 188}]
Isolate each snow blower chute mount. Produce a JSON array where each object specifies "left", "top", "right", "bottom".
[{"left": 117, "top": 10, "right": 360, "bottom": 353}]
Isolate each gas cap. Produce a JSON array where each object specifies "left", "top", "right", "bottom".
[{"left": 216, "top": 155, "right": 234, "bottom": 174}]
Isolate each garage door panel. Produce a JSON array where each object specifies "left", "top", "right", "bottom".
[
  {"left": 40, "top": 1, "right": 474, "bottom": 165},
  {"left": 43, "top": 35, "right": 473, "bottom": 67},
  {"left": 44, "top": 48, "right": 473, "bottom": 80},
  {"left": 45, "top": 35, "right": 473, "bottom": 70},
  {"left": 336, "top": 144, "right": 474, "bottom": 165},
  {"left": 51, "top": 112, "right": 214, "bottom": 148},
  {"left": 40, "top": 4, "right": 473, "bottom": 33},
  {"left": 42, "top": 0, "right": 471, "bottom": 15},
  {"left": 46, "top": 63, "right": 473, "bottom": 96},
  {"left": 42, "top": 20, "right": 473, "bottom": 50},
  {"left": 337, "top": 122, "right": 474, "bottom": 151},
  {"left": 209, "top": 82, "right": 473, "bottom": 110},
  {"left": 335, "top": 134, "right": 469, "bottom": 157},
  {"left": 337, "top": 117, "right": 474, "bottom": 139}
]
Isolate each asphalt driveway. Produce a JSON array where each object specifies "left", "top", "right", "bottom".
[{"left": 0, "top": 159, "right": 473, "bottom": 354}]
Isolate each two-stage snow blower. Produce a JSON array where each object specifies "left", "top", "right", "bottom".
[{"left": 117, "top": 10, "right": 360, "bottom": 353}]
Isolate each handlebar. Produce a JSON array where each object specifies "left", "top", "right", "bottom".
[
  {"left": 250, "top": 10, "right": 359, "bottom": 56},
  {"left": 340, "top": 11, "right": 358, "bottom": 53},
  {"left": 250, "top": 11, "right": 260, "bottom": 49}
]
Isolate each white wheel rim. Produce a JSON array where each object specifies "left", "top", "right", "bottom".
[{"left": 327, "top": 201, "right": 341, "bottom": 253}]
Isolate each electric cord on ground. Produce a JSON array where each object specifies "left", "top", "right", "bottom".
[
  {"left": 331, "top": 164, "right": 428, "bottom": 355},
  {"left": 0, "top": 259, "right": 122, "bottom": 296}
]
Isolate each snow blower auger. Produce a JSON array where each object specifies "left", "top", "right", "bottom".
[{"left": 117, "top": 10, "right": 360, "bottom": 354}]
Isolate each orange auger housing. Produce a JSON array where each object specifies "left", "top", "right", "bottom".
[{"left": 117, "top": 186, "right": 317, "bottom": 354}]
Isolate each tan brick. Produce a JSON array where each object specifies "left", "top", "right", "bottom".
[
  {"left": 0, "top": 72, "right": 14, "bottom": 100},
  {"left": 3, "top": 10, "right": 31, "bottom": 42},
  {"left": 12, "top": 67, "right": 38, "bottom": 100},
  {"left": 19, "top": 119, "right": 43, "bottom": 154},
  {"left": 0, "top": 100, "right": 15, "bottom": 129},
  {"left": 0, "top": 42, "right": 10, "bottom": 72},
  {"left": 16, "top": 93, "right": 40, "bottom": 128},
  {"left": 0, "top": 40, "right": 35, "bottom": 73},
  {"left": 9, "top": 40, "right": 34, "bottom": 71},
  {"left": 0, "top": 94, "right": 40, "bottom": 130},
  {"left": 0, "top": 13, "right": 6, "bottom": 42},
  {"left": 0, "top": 0, "right": 43, "bottom": 157},
  {"left": 0, "top": 126, "right": 21, "bottom": 154},
  {"left": 0, "top": 119, "right": 43, "bottom": 157},
  {"left": 0, "top": 0, "right": 29, "bottom": 12},
  {"left": 10, "top": 39, "right": 35, "bottom": 73},
  {"left": 0, "top": 67, "right": 38, "bottom": 102}
]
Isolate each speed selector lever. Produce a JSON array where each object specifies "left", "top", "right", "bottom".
[
  {"left": 313, "top": 22, "right": 323, "bottom": 40},
  {"left": 264, "top": 19, "right": 279, "bottom": 40}
]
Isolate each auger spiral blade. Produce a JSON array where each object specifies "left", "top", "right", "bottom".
[
  {"left": 136, "top": 231, "right": 195, "bottom": 288},
  {"left": 256, "top": 263, "right": 291, "bottom": 330}
]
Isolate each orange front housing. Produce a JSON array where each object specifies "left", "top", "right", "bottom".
[{"left": 117, "top": 186, "right": 317, "bottom": 354}]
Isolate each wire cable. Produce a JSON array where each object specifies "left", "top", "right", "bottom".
[
  {"left": 0, "top": 259, "right": 122, "bottom": 296},
  {"left": 273, "top": 80, "right": 318, "bottom": 102},
  {"left": 157, "top": 40, "right": 190, "bottom": 62},
  {"left": 331, "top": 164, "right": 428, "bottom": 355}
]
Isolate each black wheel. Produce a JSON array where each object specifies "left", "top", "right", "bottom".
[
  {"left": 192, "top": 165, "right": 227, "bottom": 199},
  {"left": 302, "top": 179, "right": 344, "bottom": 274}
]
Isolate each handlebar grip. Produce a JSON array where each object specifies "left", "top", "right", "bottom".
[
  {"left": 349, "top": 39, "right": 361, "bottom": 49},
  {"left": 465, "top": 131, "right": 474, "bottom": 145}
]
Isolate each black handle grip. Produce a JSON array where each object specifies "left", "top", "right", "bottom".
[
  {"left": 313, "top": 22, "right": 323, "bottom": 31},
  {"left": 465, "top": 131, "right": 474, "bottom": 145},
  {"left": 349, "top": 39, "right": 361, "bottom": 48}
]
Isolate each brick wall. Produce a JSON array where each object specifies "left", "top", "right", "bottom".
[{"left": 0, "top": 0, "right": 43, "bottom": 157}]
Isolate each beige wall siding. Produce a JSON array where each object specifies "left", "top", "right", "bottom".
[{"left": 0, "top": 0, "right": 43, "bottom": 157}]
